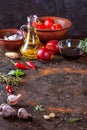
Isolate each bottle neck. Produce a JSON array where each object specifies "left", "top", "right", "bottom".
[
  {"left": 27, "top": 17, "right": 30, "bottom": 28},
  {"left": 27, "top": 15, "right": 38, "bottom": 28}
]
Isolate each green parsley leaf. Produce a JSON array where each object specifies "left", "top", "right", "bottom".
[{"left": 35, "top": 105, "right": 44, "bottom": 111}]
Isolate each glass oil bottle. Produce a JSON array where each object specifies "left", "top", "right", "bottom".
[{"left": 20, "top": 15, "right": 43, "bottom": 59}]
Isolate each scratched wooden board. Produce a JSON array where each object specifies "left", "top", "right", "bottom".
[{"left": 0, "top": 47, "right": 87, "bottom": 130}]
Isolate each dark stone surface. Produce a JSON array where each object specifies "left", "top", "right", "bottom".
[
  {"left": 0, "top": 0, "right": 87, "bottom": 36},
  {"left": 0, "top": 46, "right": 87, "bottom": 130}
]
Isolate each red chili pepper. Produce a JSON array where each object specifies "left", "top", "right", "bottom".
[
  {"left": 25, "top": 61, "right": 36, "bottom": 70},
  {"left": 11, "top": 60, "right": 29, "bottom": 70},
  {"left": 6, "top": 85, "right": 13, "bottom": 93}
]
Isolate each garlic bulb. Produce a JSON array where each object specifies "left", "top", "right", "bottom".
[
  {"left": 17, "top": 108, "right": 31, "bottom": 120},
  {"left": 0, "top": 103, "right": 16, "bottom": 117},
  {"left": 7, "top": 94, "right": 21, "bottom": 105}
]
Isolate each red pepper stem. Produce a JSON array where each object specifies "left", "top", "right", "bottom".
[
  {"left": 11, "top": 60, "right": 29, "bottom": 69},
  {"left": 11, "top": 60, "right": 16, "bottom": 65}
]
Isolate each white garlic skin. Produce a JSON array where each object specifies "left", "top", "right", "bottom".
[
  {"left": 5, "top": 52, "right": 19, "bottom": 59},
  {"left": 43, "top": 115, "right": 50, "bottom": 120},
  {"left": 17, "top": 108, "right": 31, "bottom": 119},
  {"left": 7, "top": 94, "right": 22, "bottom": 105},
  {"left": 0, "top": 103, "right": 16, "bottom": 117}
]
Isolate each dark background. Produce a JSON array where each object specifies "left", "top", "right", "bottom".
[{"left": 0, "top": 0, "right": 87, "bottom": 36}]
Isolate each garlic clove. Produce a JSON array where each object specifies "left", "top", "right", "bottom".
[
  {"left": 43, "top": 115, "right": 50, "bottom": 120},
  {"left": 7, "top": 94, "right": 22, "bottom": 105},
  {"left": 5, "top": 52, "right": 19, "bottom": 59},
  {"left": 43, "top": 113, "right": 56, "bottom": 120},
  {"left": 17, "top": 108, "right": 32, "bottom": 120},
  {"left": 0, "top": 103, "right": 16, "bottom": 118},
  {"left": 49, "top": 113, "right": 56, "bottom": 118},
  {"left": 0, "top": 103, "right": 10, "bottom": 109}
]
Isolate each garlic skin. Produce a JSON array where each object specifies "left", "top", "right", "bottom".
[
  {"left": 49, "top": 113, "right": 56, "bottom": 118},
  {"left": 17, "top": 108, "right": 31, "bottom": 119},
  {"left": 7, "top": 94, "right": 21, "bottom": 105},
  {"left": 43, "top": 115, "right": 50, "bottom": 120},
  {"left": 0, "top": 103, "right": 16, "bottom": 117},
  {"left": 5, "top": 52, "right": 19, "bottom": 59}
]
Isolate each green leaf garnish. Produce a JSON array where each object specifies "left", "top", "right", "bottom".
[
  {"left": 35, "top": 105, "right": 44, "bottom": 111},
  {"left": 80, "top": 38, "right": 87, "bottom": 53},
  {"left": 8, "top": 69, "right": 24, "bottom": 77},
  {"left": 0, "top": 73, "right": 21, "bottom": 86}
]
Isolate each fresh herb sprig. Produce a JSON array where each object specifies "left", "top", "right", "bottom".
[
  {"left": 8, "top": 69, "right": 24, "bottom": 77},
  {"left": 35, "top": 105, "right": 44, "bottom": 111},
  {"left": 0, "top": 73, "right": 21, "bottom": 86},
  {"left": 80, "top": 38, "right": 87, "bottom": 53},
  {"left": 68, "top": 117, "right": 82, "bottom": 123}
]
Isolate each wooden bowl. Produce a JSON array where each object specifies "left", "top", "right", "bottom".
[
  {"left": 37, "top": 16, "right": 72, "bottom": 43},
  {"left": 0, "top": 28, "right": 24, "bottom": 51}
]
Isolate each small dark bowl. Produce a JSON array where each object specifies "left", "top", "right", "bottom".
[
  {"left": 37, "top": 16, "right": 72, "bottom": 42},
  {"left": 0, "top": 28, "right": 24, "bottom": 51},
  {"left": 58, "top": 39, "right": 84, "bottom": 60}
]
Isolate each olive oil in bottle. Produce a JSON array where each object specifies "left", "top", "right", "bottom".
[{"left": 20, "top": 15, "right": 43, "bottom": 59}]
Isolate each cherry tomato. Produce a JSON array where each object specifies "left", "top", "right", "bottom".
[
  {"left": 57, "top": 24, "right": 63, "bottom": 29},
  {"left": 37, "top": 47, "right": 51, "bottom": 61},
  {"left": 44, "top": 18, "right": 54, "bottom": 29},
  {"left": 50, "top": 24, "right": 58, "bottom": 30},
  {"left": 46, "top": 40, "right": 59, "bottom": 55},
  {"left": 6, "top": 85, "right": 13, "bottom": 93},
  {"left": 36, "top": 21, "right": 45, "bottom": 29}
]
